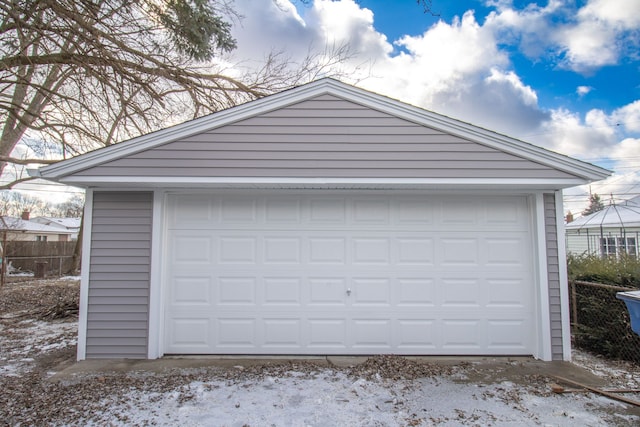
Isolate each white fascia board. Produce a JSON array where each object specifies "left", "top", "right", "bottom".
[
  {"left": 60, "top": 176, "right": 583, "bottom": 191},
  {"left": 35, "top": 78, "right": 610, "bottom": 182},
  {"left": 61, "top": 176, "right": 582, "bottom": 186}
]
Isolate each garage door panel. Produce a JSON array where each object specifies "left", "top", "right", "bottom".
[
  {"left": 169, "top": 195, "right": 216, "bottom": 226},
  {"left": 263, "top": 319, "right": 302, "bottom": 348},
  {"left": 396, "top": 278, "right": 436, "bottom": 306},
  {"left": 397, "top": 238, "right": 434, "bottom": 265},
  {"left": 218, "top": 277, "right": 256, "bottom": 305},
  {"left": 353, "top": 199, "right": 391, "bottom": 223},
  {"left": 219, "top": 237, "right": 257, "bottom": 264},
  {"left": 309, "top": 198, "right": 346, "bottom": 223},
  {"left": 165, "top": 193, "right": 534, "bottom": 355},
  {"left": 396, "top": 319, "right": 437, "bottom": 349},
  {"left": 266, "top": 198, "right": 301, "bottom": 223},
  {"left": 169, "top": 318, "right": 210, "bottom": 349},
  {"left": 171, "top": 276, "right": 211, "bottom": 305},
  {"left": 351, "top": 319, "right": 392, "bottom": 348},
  {"left": 351, "top": 278, "right": 391, "bottom": 306},
  {"left": 309, "top": 238, "right": 346, "bottom": 264},
  {"left": 264, "top": 278, "right": 301, "bottom": 305},
  {"left": 353, "top": 238, "right": 391, "bottom": 264},
  {"left": 172, "top": 234, "right": 212, "bottom": 265},
  {"left": 441, "top": 278, "right": 481, "bottom": 307},
  {"left": 396, "top": 199, "right": 434, "bottom": 224},
  {"left": 217, "top": 318, "right": 256, "bottom": 348},
  {"left": 487, "top": 319, "right": 531, "bottom": 350},
  {"left": 309, "top": 278, "right": 347, "bottom": 305},
  {"left": 441, "top": 320, "right": 483, "bottom": 349},
  {"left": 440, "top": 238, "right": 479, "bottom": 266},
  {"left": 308, "top": 318, "right": 347, "bottom": 348},
  {"left": 441, "top": 200, "right": 479, "bottom": 224},
  {"left": 221, "top": 198, "right": 257, "bottom": 222},
  {"left": 484, "top": 235, "right": 531, "bottom": 267},
  {"left": 486, "top": 279, "right": 529, "bottom": 308}
]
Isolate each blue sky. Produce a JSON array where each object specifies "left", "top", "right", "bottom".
[{"left": 227, "top": 0, "right": 639, "bottom": 214}]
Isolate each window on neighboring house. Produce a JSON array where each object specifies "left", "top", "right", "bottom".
[
  {"left": 36, "top": 235, "right": 47, "bottom": 242},
  {"left": 600, "top": 237, "right": 616, "bottom": 256},
  {"left": 600, "top": 236, "right": 637, "bottom": 257},
  {"left": 619, "top": 237, "right": 637, "bottom": 256}
]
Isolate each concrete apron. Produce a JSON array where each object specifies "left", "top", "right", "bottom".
[{"left": 51, "top": 356, "right": 608, "bottom": 389}]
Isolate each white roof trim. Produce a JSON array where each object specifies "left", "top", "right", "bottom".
[
  {"left": 57, "top": 176, "right": 587, "bottom": 190},
  {"left": 34, "top": 78, "right": 611, "bottom": 182}
]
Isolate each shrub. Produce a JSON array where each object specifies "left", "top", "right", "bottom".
[{"left": 567, "top": 253, "right": 640, "bottom": 287}]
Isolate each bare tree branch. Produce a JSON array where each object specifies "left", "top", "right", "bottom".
[{"left": 0, "top": 156, "right": 59, "bottom": 166}]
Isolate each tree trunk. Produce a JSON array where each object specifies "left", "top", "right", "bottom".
[{"left": 65, "top": 212, "right": 83, "bottom": 275}]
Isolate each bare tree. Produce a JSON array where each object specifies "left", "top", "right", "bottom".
[
  {"left": 54, "top": 194, "right": 85, "bottom": 218},
  {"left": 0, "top": 0, "right": 351, "bottom": 188},
  {"left": 0, "top": 191, "right": 46, "bottom": 217}
]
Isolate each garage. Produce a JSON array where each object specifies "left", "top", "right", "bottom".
[
  {"left": 33, "top": 78, "right": 610, "bottom": 361},
  {"left": 164, "top": 192, "right": 534, "bottom": 355}
]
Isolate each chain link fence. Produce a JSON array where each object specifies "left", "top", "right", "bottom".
[{"left": 570, "top": 280, "right": 640, "bottom": 363}]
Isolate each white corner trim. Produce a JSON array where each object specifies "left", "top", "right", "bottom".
[
  {"left": 555, "top": 190, "right": 572, "bottom": 361},
  {"left": 147, "top": 190, "right": 165, "bottom": 359},
  {"left": 76, "top": 189, "right": 93, "bottom": 361},
  {"left": 534, "top": 193, "right": 552, "bottom": 361}
]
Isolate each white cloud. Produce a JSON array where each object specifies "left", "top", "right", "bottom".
[
  {"left": 535, "top": 108, "right": 615, "bottom": 158},
  {"left": 483, "top": 0, "right": 640, "bottom": 72},
  {"left": 612, "top": 100, "right": 640, "bottom": 133},
  {"left": 577, "top": 86, "right": 592, "bottom": 96},
  {"left": 223, "top": 0, "right": 638, "bottom": 215},
  {"left": 352, "top": 11, "right": 548, "bottom": 136}
]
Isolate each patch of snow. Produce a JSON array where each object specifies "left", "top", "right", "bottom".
[
  {"left": 0, "top": 319, "right": 76, "bottom": 376},
  {"left": 79, "top": 370, "right": 637, "bottom": 427},
  {"left": 572, "top": 350, "right": 640, "bottom": 389}
]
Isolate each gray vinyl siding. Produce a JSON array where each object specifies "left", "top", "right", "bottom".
[
  {"left": 86, "top": 191, "right": 153, "bottom": 358},
  {"left": 544, "top": 193, "right": 563, "bottom": 360},
  {"left": 71, "top": 95, "right": 577, "bottom": 180}
]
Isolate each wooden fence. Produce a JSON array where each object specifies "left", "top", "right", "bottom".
[{"left": 3, "top": 241, "right": 78, "bottom": 276}]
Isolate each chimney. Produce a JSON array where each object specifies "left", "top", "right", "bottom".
[
  {"left": 565, "top": 211, "right": 574, "bottom": 223},
  {"left": 21, "top": 210, "right": 30, "bottom": 221}
]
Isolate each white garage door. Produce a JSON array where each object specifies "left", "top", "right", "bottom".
[{"left": 164, "top": 193, "right": 534, "bottom": 355}]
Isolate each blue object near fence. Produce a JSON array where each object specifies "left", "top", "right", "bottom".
[{"left": 616, "top": 290, "right": 640, "bottom": 336}]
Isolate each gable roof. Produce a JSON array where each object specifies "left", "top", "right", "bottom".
[
  {"left": 0, "top": 217, "right": 75, "bottom": 234},
  {"left": 31, "top": 78, "right": 610, "bottom": 189},
  {"left": 31, "top": 217, "right": 81, "bottom": 230}
]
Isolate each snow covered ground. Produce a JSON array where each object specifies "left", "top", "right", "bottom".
[
  {"left": 1, "top": 278, "right": 640, "bottom": 426},
  {"left": 76, "top": 367, "right": 637, "bottom": 427}
]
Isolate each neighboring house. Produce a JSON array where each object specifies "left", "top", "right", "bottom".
[
  {"left": 0, "top": 212, "right": 75, "bottom": 242},
  {"left": 565, "top": 196, "right": 640, "bottom": 258},
  {"left": 31, "top": 217, "right": 82, "bottom": 240},
  {"left": 31, "top": 79, "right": 610, "bottom": 362}
]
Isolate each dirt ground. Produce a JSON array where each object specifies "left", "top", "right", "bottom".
[{"left": 1, "top": 279, "right": 640, "bottom": 426}]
